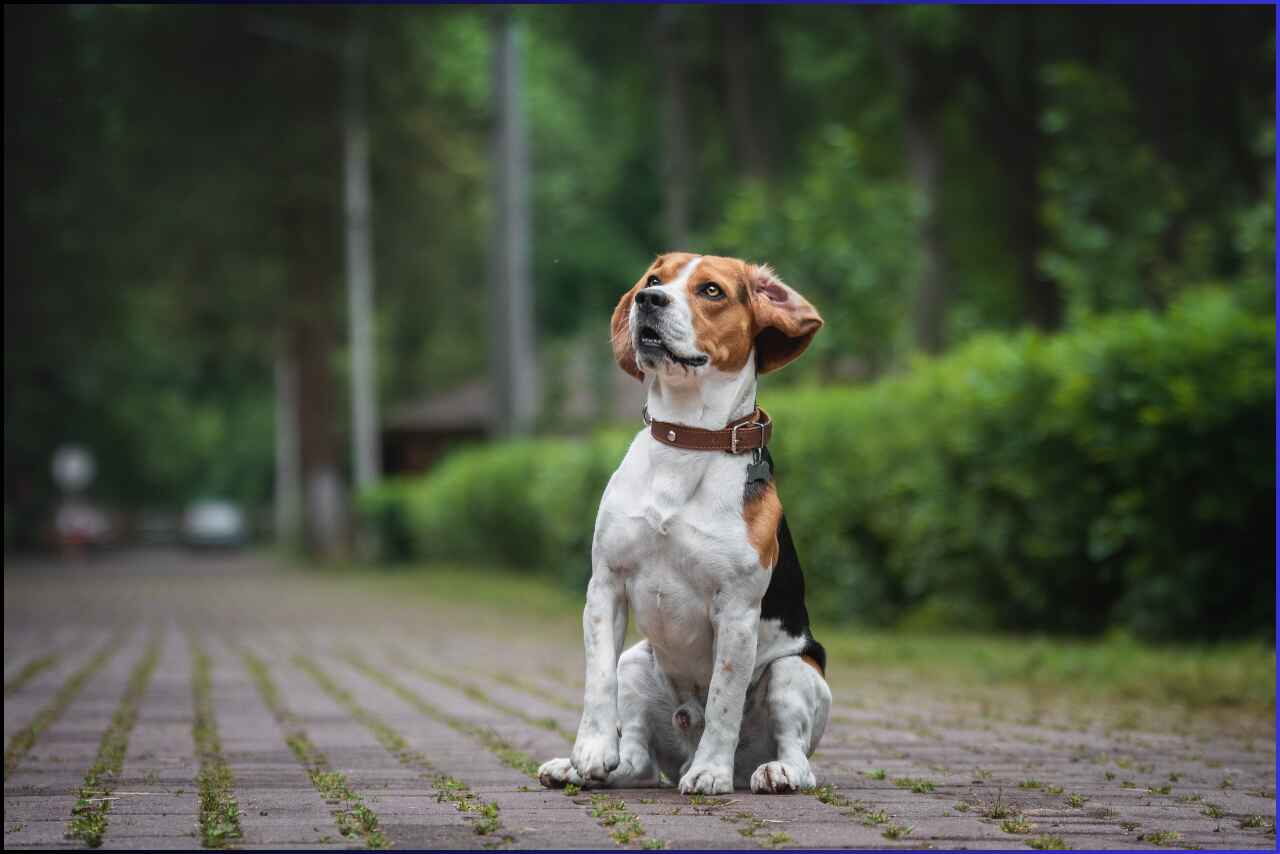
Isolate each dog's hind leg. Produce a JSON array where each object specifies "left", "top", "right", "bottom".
[
  {"left": 540, "top": 641, "right": 661, "bottom": 789},
  {"left": 602, "top": 641, "right": 660, "bottom": 787},
  {"left": 748, "top": 655, "right": 831, "bottom": 794}
]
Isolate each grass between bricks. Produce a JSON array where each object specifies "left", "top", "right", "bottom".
[
  {"left": 343, "top": 650, "right": 659, "bottom": 848},
  {"left": 343, "top": 649, "right": 543, "bottom": 777},
  {"left": 66, "top": 634, "right": 162, "bottom": 847},
  {"left": 190, "top": 637, "right": 242, "bottom": 848},
  {"left": 388, "top": 648, "right": 575, "bottom": 741},
  {"left": 237, "top": 646, "right": 388, "bottom": 849},
  {"left": 4, "top": 652, "right": 60, "bottom": 697},
  {"left": 4, "top": 630, "right": 129, "bottom": 777},
  {"left": 292, "top": 653, "right": 511, "bottom": 844}
]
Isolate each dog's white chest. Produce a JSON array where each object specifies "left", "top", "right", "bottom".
[{"left": 594, "top": 431, "right": 766, "bottom": 681}]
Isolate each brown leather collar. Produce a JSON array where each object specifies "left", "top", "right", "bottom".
[{"left": 645, "top": 406, "right": 772, "bottom": 454}]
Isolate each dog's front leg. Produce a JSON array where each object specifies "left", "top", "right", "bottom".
[
  {"left": 679, "top": 598, "right": 760, "bottom": 795},
  {"left": 571, "top": 565, "right": 628, "bottom": 782}
]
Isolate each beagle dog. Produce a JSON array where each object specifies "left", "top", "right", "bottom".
[{"left": 537, "top": 253, "right": 831, "bottom": 795}]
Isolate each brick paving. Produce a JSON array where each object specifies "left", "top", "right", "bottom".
[{"left": 3, "top": 550, "right": 1275, "bottom": 850}]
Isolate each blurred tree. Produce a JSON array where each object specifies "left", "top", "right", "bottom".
[{"left": 4, "top": 4, "right": 1273, "bottom": 552}]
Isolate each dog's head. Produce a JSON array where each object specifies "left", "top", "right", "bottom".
[{"left": 611, "top": 253, "right": 823, "bottom": 383}]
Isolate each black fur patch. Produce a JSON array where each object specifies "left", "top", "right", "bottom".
[{"left": 750, "top": 451, "right": 827, "bottom": 674}]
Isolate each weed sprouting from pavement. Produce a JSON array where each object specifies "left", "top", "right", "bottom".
[
  {"left": 865, "top": 767, "right": 887, "bottom": 780},
  {"left": 892, "top": 776, "right": 935, "bottom": 794},
  {"left": 1140, "top": 830, "right": 1182, "bottom": 846},
  {"left": 1240, "top": 814, "right": 1270, "bottom": 830},
  {"left": 999, "top": 815, "right": 1035, "bottom": 834},
  {"left": 5, "top": 631, "right": 128, "bottom": 777},
  {"left": 589, "top": 793, "right": 645, "bottom": 844},
  {"left": 66, "top": 635, "right": 161, "bottom": 847},
  {"left": 881, "top": 823, "right": 913, "bottom": 840},
  {"left": 1028, "top": 834, "right": 1071, "bottom": 849},
  {"left": 979, "top": 788, "right": 1015, "bottom": 819},
  {"left": 238, "top": 647, "right": 387, "bottom": 849},
  {"left": 1019, "top": 779, "right": 1043, "bottom": 789},
  {"left": 1200, "top": 803, "right": 1226, "bottom": 818},
  {"left": 1064, "top": 792, "right": 1089, "bottom": 808},
  {"left": 191, "top": 637, "right": 242, "bottom": 848},
  {"left": 861, "top": 809, "right": 890, "bottom": 826},
  {"left": 294, "top": 653, "right": 509, "bottom": 840},
  {"left": 804, "top": 784, "right": 854, "bottom": 808}
]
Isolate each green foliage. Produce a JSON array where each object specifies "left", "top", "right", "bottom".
[{"left": 360, "top": 289, "right": 1274, "bottom": 640}]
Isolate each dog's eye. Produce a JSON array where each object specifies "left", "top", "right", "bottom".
[
  {"left": 699, "top": 282, "right": 724, "bottom": 299},
  {"left": 645, "top": 275, "right": 661, "bottom": 288}
]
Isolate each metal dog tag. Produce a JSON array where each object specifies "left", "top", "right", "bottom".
[{"left": 746, "top": 448, "right": 771, "bottom": 484}]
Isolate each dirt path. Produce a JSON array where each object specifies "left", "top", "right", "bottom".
[{"left": 3, "top": 550, "right": 1274, "bottom": 850}]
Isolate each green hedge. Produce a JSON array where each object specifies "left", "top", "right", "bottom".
[{"left": 360, "top": 290, "right": 1275, "bottom": 640}]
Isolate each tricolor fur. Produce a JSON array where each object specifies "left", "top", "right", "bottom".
[{"left": 539, "top": 253, "right": 831, "bottom": 795}]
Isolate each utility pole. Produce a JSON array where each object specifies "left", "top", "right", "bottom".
[
  {"left": 489, "top": 8, "right": 537, "bottom": 436},
  {"left": 344, "top": 22, "right": 380, "bottom": 490}
]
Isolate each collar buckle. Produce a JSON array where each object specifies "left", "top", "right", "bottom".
[{"left": 730, "top": 418, "right": 752, "bottom": 455}]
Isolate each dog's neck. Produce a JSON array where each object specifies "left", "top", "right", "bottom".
[{"left": 643, "top": 355, "right": 757, "bottom": 431}]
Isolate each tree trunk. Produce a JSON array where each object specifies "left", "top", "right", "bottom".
[
  {"left": 284, "top": 198, "right": 349, "bottom": 559},
  {"left": 489, "top": 9, "right": 537, "bottom": 437},
  {"left": 657, "top": 7, "right": 691, "bottom": 248},
  {"left": 720, "top": 7, "right": 771, "bottom": 181},
  {"left": 343, "top": 19, "right": 380, "bottom": 490},
  {"left": 273, "top": 350, "right": 303, "bottom": 550},
  {"left": 1005, "top": 11, "right": 1063, "bottom": 331},
  {"left": 892, "top": 38, "right": 952, "bottom": 354}
]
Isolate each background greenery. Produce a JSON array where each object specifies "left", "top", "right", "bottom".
[
  {"left": 361, "top": 289, "right": 1274, "bottom": 640},
  {"left": 5, "top": 6, "right": 1275, "bottom": 639}
]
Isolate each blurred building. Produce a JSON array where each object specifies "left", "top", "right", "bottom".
[{"left": 381, "top": 348, "right": 645, "bottom": 477}]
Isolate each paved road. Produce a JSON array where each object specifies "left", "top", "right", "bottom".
[{"left": 3, "top": 550, "right": 1275, "bottom": 850}]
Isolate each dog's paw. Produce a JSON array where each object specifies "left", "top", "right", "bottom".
[
  {"left": 571, "top": 734, "right": 620, "bottom": 782},
  {"left": 750, "top": 760, "right": 814, "bottom": 794},
  {"left": 678, "top": 763, "right": 734, "bottom": 795},
  {"left": 538, "top": 757, "right": 585, "bottom": 789}
]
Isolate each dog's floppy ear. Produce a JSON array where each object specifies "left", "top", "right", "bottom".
[
  {"left": 611, "top": 285, "right": 644, "bottom": 381},
  {"left": 749, "top": 264, "right": 823, "bottom": 374}
]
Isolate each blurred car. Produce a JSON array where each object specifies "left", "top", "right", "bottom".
[{"left": 182, "top": 499, "right": 248, "bottom": 548}]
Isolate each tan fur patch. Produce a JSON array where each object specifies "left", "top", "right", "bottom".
[
  {"left": 686, "top": 256, "right": 756, "bottom": 373},
  {"left": 801, "top": 655, "right": 825, "bottom": 676},
  {"left": 743, "top": 480, "right": 782, "bottom": 569}
]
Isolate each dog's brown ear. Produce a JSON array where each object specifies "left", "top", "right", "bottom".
[
  {"left": 611, "top": 286, "right": 644, "bottom": 381},
  {"left": 749, "top": 264, "right": 823, "bottom": 374}
]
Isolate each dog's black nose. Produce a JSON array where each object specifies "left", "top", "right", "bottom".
[{"left": 635, "top": 289, "right": 670, "bottom": 309}]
